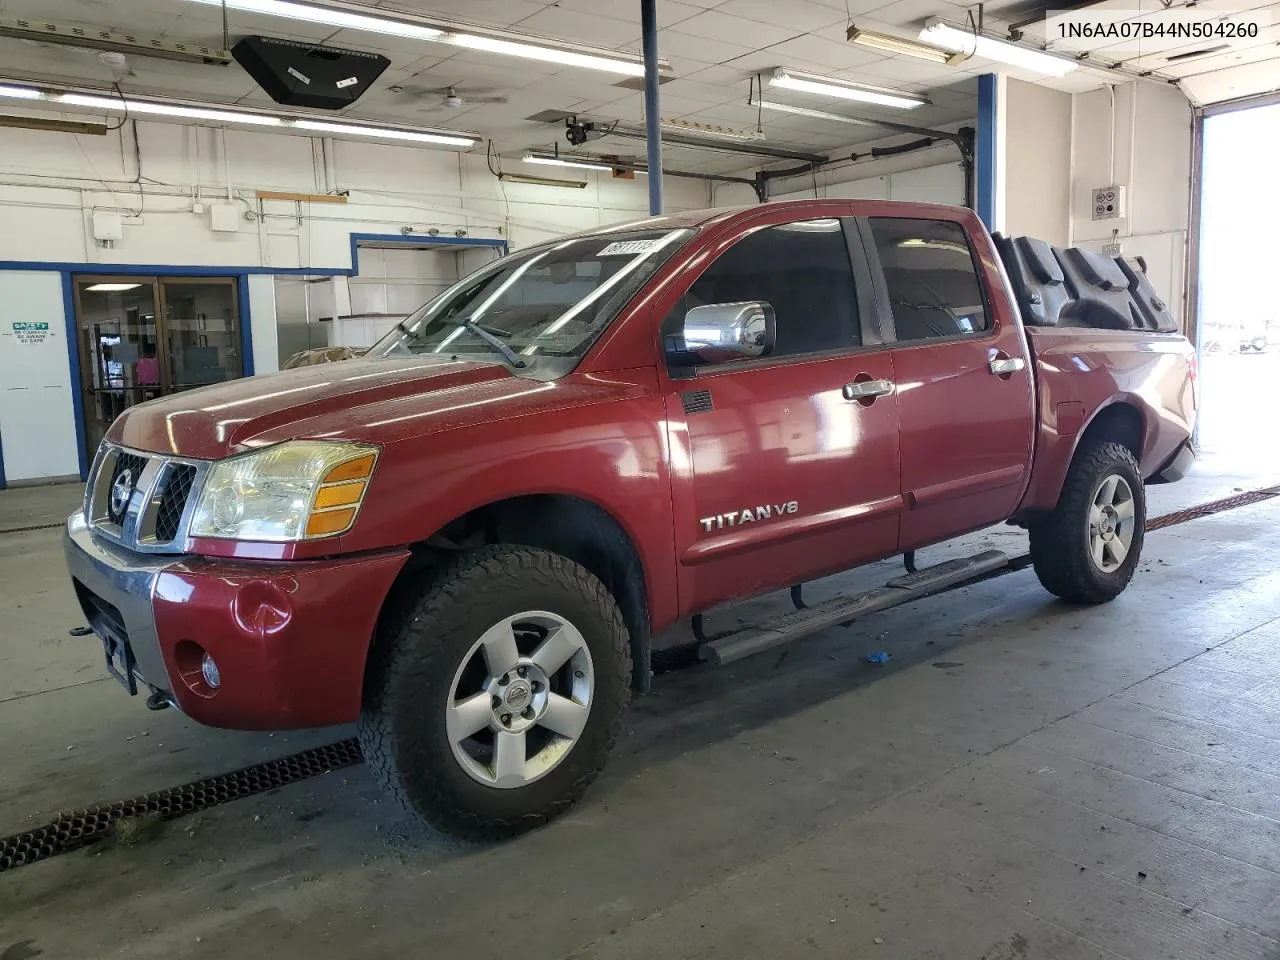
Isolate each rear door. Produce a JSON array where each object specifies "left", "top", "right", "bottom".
[
  {"left": 861, "top": 215, "right": 1035, "bottom": 550},
  {"left": 659, "top": 214, "right": 903, "bottom": 614}
]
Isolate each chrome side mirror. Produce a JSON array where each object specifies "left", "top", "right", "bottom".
[{"left": 680, "top": 301, "right": 776, "bottom": 364}]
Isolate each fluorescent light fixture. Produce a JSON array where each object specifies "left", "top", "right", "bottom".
[
  {"left": 0, "top": 83, "right": 45, "bottom": 100},
  {"left": 498, "top": 172, "right": 588, "bottom": 189},
  {"left": 846, "top": 26, "right": 960, "bottom": 65},
  {"left": 292, "top": 119, "right": 475, "bottom": 147},
  {"left": 188, "top": 0, "right": 443, "bottom": 41},
  {"left": 0, "top": 78, "right": 479, "bottom": 149},
  {"left": 768, "top": 69, "right": 929, "bottom": 109},
  {"left": 84, "top": 283, "right": 144, "bottom": 292},
  {"left": 449, "top": 34, "right": 643, "bottom": 76},
  {"left": 919, "top": 19, "right": 1076, "bottom": 77},
  {"left": 523, "top": 153, "right": 614, "bottom": 172},
  {"left": 661, "top": 118, "right": 766, "bottom": 141},
  {"left": 59, "top": 93, "right": 284, "bottom": 126},
  {"left": 187, "top": 0, "right": 659, "bottom": 76}
]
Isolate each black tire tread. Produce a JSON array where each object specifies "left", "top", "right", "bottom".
[
  {"left": 359, "top": 544, "right": 631, "bottom": 841},
  {"left": 1030, "top": 440, "right": 1145, "bottom": 605}
]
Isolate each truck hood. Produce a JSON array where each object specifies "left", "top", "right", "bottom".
[{"left": 108, "top": 357, "right": 517, "bottom": 460}]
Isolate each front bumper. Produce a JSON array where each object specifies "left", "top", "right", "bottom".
[{"left": 64, "top": 514, "right": 410, "bottom": 730}]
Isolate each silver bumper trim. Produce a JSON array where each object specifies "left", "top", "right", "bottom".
[{"left": 63, "top": 512, "right": 179, "bottom": 695}]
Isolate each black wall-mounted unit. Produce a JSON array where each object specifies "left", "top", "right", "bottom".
[{"left": 232, "top": 36, "right": 389, "bottom": 110}]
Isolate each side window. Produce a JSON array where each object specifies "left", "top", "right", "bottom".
[
  {"left": 666, "top": 218, "right": 860, "bottom": 362},
  {"left": 868, "top": 218, "right": 990, "bottom": 342}
]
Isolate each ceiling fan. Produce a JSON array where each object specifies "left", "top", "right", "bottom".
[{"left": 387, "top": 83, "right": 509, "bottom": 110}]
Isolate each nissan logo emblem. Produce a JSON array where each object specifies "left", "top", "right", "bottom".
[{"left": 109, "top": 469, "right": 134, "bottom": 518}]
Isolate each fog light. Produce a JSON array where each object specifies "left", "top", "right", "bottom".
[{"left": 201, "top": 652, "right": 221, "bottom": 689}]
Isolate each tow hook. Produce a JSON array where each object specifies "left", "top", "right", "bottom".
[
  {"left": 145, "top": 691, "right": 172, "bottom": 712},
  {"left": 69, "top": 626, "right": 93, "bottom": 637}
]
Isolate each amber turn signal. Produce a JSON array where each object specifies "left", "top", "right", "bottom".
[
  {"left": 323, "top": 453, "right": 376, "bottom": 484},
  {"left": 313, "top": 482, "right": 366, "bottom": 509},
  {"left": 306, "top": 507, "right": 358, "bottom": 537}
]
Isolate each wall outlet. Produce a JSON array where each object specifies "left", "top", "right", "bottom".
[{"left": 1091, "top": 184, "right": 1126, "bottom": 221}]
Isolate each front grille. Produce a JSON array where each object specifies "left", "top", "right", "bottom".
[
  {"left": 106, "top": 452, "right": 148, "bottom": 525},
  {"left": 155, "top": 465, "right": 197, "bottom": 543},
  {"left": 88, "top": 444, "right": 207, "bottom": 552}
]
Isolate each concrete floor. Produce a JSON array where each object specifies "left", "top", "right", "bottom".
[{"left": 3, "top": 426, "right": 1280, "bottom": 958}]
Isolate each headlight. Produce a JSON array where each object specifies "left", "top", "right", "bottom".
[{"left": 189, "top": 441, "right": 379, "bottom": 541}]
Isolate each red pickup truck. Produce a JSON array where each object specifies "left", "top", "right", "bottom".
[{"left": 64, "top": 200, "right": 1196, "bottom": 839}]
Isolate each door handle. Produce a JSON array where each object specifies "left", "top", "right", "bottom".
[
  {"left": 843, "top": 379, "right": 895, "bottom": 400},
  {"left": 989, "top": 356, "right": 1026, "bottom": 376}
]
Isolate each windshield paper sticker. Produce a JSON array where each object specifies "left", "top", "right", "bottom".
[{"left": 598, "top": 239, "right": 664, "bottom": 257}]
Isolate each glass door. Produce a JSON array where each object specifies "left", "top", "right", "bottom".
[
  {"left": 74, "top": 275, "right": 243, "bottom": 460},
  {"left": 75, "top": 278, "right": 163, "bottom": 456},
  {"left": 158, "top": 279, "right": 243, "bottom": 394}
]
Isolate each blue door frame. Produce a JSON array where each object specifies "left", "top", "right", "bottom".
[{"left": 0, "top": 233, "right": 508, "bottom": 489}]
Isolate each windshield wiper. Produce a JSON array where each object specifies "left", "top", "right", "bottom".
[{"left": 440, "top": 317, "right": 526, "bottom": 369}]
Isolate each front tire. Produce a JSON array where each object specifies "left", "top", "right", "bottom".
[
  {"left": 359, "top": 545, "right": 632, "bottom": 841},
  {"left": 1030, "top": 440, "right": 1145, "bottom": 604}
]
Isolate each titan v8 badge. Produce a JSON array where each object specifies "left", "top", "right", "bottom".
[{"left": 699, "top": 501, "right": 798, "bottom": 533}]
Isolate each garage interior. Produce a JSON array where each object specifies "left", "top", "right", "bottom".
[{"left": 2, "top": 0, "right": 1280, "bottom": 955}]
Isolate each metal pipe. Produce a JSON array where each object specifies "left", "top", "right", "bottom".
[
  {"left": 641, "top": 0, "right": 663, "bottom": 216},
  {"left": 609, "top": 125, "right": 827, "bottom": 163}
]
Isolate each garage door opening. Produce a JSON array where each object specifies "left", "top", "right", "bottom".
[{"left": 1196, "top": 101, "right": 1280, "bottom": 471}]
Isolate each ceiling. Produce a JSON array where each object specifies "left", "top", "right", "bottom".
[{"left": 0, "top": 0, "right": 1275, "bottom": 176}]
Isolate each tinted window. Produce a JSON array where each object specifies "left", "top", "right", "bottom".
[
  {"left": 669, "top": 218, "right": 859, "bottom": 360},
  {"left": 869, "top": 218, "right": 989, "bottom": 342}
]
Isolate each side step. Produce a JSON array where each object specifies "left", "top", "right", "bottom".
[{"left": 699, "top": 550, "right": 1012, "bottom": 666}]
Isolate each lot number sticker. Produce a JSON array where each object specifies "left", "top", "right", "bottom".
[{"left": 598, "top": 239, "right": 664, "bottom": 257}]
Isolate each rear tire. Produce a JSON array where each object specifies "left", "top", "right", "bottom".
[
  {"left": 359, "top": 545, "right": 631, "bottom": 841},
  {"left": 1030, "top": 440, "right": 1145, "bottom": 604}
]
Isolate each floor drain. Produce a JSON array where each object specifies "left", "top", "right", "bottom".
[{"left": 0, "top": 739, "right": 361, "bottom": 872}]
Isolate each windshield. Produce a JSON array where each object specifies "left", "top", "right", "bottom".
[{"left": 370, "top": 228, "right": 692, "bottom": 372}]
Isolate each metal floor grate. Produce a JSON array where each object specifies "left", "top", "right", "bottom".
[{"left": 0, "top": 739, "right": 361, "bottom": 871}]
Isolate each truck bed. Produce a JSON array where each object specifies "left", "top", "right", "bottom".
[{"left": 995, "top": 234, "right": 1197, "bottom": 516}]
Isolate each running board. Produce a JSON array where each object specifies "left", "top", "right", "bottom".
[{"left": 699, "top": 550, "right": 1012, "bottom": 666}]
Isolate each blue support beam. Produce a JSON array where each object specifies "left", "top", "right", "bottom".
[
  {"left": 641, "top": 0, "right": 664, "bottom": 216},
  {"left": 975, "top": 73, "right": 998, "bottom": 229}
]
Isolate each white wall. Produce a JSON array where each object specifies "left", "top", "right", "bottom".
[
  {"left": 1070, "top": 82, "right": 1193, "bottom": 325},
  {"left": 0, "top": 123, "right": 710, "bottom": 273},
  {"left": 1003, "top": 78, "right": 1072, "bottom": 247},
  {"left": 0, "top": 119, "right": 711, "bottom": 483},
  {"left": 0, "top": 272, "right": 79, "bottom": 483}
]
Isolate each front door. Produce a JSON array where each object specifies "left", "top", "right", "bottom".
[
  {"left": 75, "top": 276, "right": 243, "bottom": 458},
  {"left": 862, "top": 216, "right": 1036, "bottom": 550},
  {"left": 661, "top": 215, "right": 903, "bottom": 615}
]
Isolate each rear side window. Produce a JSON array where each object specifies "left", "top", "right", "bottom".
[
  {"left": 677, "top": 218, "right": 860, "bottom": 358},
  {"left": 868, "top": 218, "right": 989, "bottom": 342}
]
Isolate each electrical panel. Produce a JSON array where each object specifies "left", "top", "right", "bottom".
[
  {"left": 210, "top": 204, "right": 240, "bottom": 233},
  {"left": 91, "top": 211, "right": 123, "bottom": 243},
  {"left": 1091, "top": 184, "right": 1127, "bottom": 221}
]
